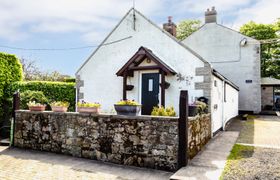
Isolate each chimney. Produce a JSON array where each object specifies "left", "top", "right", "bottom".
[
  {"left": 163, "top": 16, "right": 177, "bottom": 36},
  {"left": 205, "top": 6, "right": 217, "bottom": 23}
]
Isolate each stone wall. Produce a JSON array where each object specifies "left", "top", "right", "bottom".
[
  {"left": 188, "top": 114, "right": 211, "bottom": 158},
  {"left": 14, "top": 111, "right": 211, "bottom": 171}
]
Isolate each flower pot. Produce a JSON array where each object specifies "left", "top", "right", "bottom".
[
  {"left": 114, "top": 105, "right": 141, "bottom": 116},
  {"left": 29, "top": 105, "right": 46, "bottom": 111},
  {"left": 51, "top": 106, "right": 68, "bottom": 112},
  {"left": 188, "top": 105, "right": 197, "bottom": 117},
  {"left": 78, "top": 107, "right": 100, "bottom": 114}
]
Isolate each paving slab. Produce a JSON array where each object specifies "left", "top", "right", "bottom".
[
  {"left": 0, "top": 146, "right": 172, "bottom": 180},
  {"left": 170, "top": 131, "right": 239, "bottom": 180}
]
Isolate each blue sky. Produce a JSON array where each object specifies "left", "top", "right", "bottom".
[{"left": 0, "top": 0, "right": 279, "bottom": 76}]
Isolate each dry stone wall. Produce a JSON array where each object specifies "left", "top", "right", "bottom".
[
  {"left": 188, "top": 114, "right": 211, "bottom": 158},
  {"left": 14, "top": 111, "right": 211, "bottom": 171}
]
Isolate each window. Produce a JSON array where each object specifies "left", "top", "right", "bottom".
[{"left": 148, "top": 79, "right": 153, "bottom": 91}]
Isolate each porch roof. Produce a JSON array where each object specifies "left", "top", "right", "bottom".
[
  {"left": 116, "top": 46, "right": 177, "bottom": 76},
  {"left": 261, "top": 77, "right": 280, "bottom": 86}
]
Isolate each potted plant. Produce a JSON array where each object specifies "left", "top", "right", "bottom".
[
  {"left": 151, "top": 106, "right": 176, "bottom": 117},
  {"left": 50, "top": 101, "right": 70, "bottom": 112},
  {"left": 77, "top": 102, "right": 101, "bottom": 114},
  {"left": 27, "top": 101, "right": 46, "bottom": 111},
  {"left": 188, "top": 101, "right": 207, "bottom": 117},
  {"left": 114, "top": 99, "right": 141, "bottom": 116},
  {"left": 196, "top": 101, "right": 207, "bottom": 115}
]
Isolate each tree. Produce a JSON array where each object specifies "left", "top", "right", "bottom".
[
  {"left": 20, "top": 58, "right": 73, "bottom": 81},
  {"left": 176, "top": 20, "right": 201, "bottom": 40},
  {"left": 20, "top": 58, "right": 41, "bottom": 81},
  {"left": 36, "top": 71, "right": 72, "bottom": 81},
  {"left": 240, "top": 20, "right": 280, "bottom": 78},
  {"left": 240, "top": 21, "right": 277, "bottom": 40}
]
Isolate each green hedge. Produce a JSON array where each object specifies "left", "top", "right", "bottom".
[
  {"left": 8, "top": 81, "right": 76, "bottom": 111},
  {"left": 64, "top": 78, "right": 75, "bottom": 83},
  {"left": 20, "top": 90, "right": 49, "bottom": 110},
  {"left": 0, "top": 52, "right": 23, "bottom": 123}
]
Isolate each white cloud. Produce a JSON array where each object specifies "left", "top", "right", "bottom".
[
  {"left": 173, "top": 0, "right": 279, "bottom": 30},
  {"left": 0, "top": 0, "right": 278, "bottom": 42},
  {"left": 175, "top": 0, "right": 252, "bottom": 14},
  {"left": 230, "top": 0, "right": 280, "bottom": 30},
  {"left": 0, "top": 0, "right": 163, "bottom": 41}
]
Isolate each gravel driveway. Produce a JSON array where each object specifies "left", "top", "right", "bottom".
[{"left": 221, "top": 116, "right": 280, "bottom": 180}]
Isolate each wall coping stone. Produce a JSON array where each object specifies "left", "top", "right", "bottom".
[
  {"left": 16, "top": 110, "right": 209, "bottom": 122},
  {"left": 15, "top": 110, "right": 179, "bottom": 122}
]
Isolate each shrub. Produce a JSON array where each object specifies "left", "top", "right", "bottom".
[
  {"left": 0, "top": 52, "right": 23, "bottom": 123},
  {"left": 64, "top": 78, "right": 75, "bottom": 83},
  {"left": 7, "top": 81, "right": 75, "bottom": 111},
  {"left": 50, "top": 101, "right": 70, "bottom": 107},
  {"left": 20, "top": 90, "right": 48, "bottom": 109},
  {"left": 116, "top": 99, "right": 140, "bottom": 106},
  {"left": 151, "top": 106, "right": 176, "bottom": 117},
  {"left": 195, "top": 101, "right": 207, "bottom": 115},
  {"left": 77, "top": 102, "right": 101, "bottom": 108},
  {"left": 27, "top": 101, "right": 46, "bottom": 107}
]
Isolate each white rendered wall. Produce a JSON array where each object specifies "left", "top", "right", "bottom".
[
  {"left": 77, "top": 10, "right": 205, "bottom": 114},
  {"left": 183, "top": 23, "right": 261, "bottom": 113},
  {"left": 211, "top": 76, "right": 239, "bottom": 133},
  {"left": 211, "top": 76, "right": 223, "bottom": 133},
  {"left": 223, "top": 83, "right": 239, "bottom": 126}
]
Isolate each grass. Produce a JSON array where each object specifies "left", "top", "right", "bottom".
[
  {"left": 220, "top": 144, "right": 254, "bottom": 180},
  {"left": 247, "top": 115, "right": 258, "bottom": 120}
]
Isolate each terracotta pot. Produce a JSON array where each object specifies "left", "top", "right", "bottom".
[
  {"left": 28, "top": 105, "right": 46, "bottom": 111},
  {"left": 51, "top": 106, "right": 68, "bottom": 112},
  {"left": 114, "top": 105, "right": 141, "bottom": 116},
  {"left": 78, "top": 107, "right": 100, "bottom": 114}
]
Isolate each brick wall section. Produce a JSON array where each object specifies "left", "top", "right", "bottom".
[{"left": 14, "top": 111, "right": 211, "bottom": 171}]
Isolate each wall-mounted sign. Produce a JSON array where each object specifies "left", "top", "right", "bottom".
[{"left": 245, "top": 80, "right": 253, "bottom": 83}]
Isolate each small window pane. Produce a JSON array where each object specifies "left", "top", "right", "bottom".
[{"left": 148, "top": 79, "right": 153, "bottom": 91}]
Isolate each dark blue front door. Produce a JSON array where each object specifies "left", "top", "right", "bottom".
[{"left": 141, "top": 73, "right": 160, "bottom": 115}]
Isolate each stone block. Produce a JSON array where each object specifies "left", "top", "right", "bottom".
[{"left": 13, "top": 111, "right": 191, "bottom": 171}]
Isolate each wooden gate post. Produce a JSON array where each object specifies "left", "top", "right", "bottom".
[
  {"left": 11, "top": 91, "right": 20, "bottom": 146},
  {"left": 178, "top": 90, "right": 189, "bottom": 169}
]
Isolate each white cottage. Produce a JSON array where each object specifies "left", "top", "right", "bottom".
[
  {"left": 182, "top": 7, "right": 261, "bottom": 114},
  {"left": 76, "top": 8, "right": 239, "bottom": 133}
]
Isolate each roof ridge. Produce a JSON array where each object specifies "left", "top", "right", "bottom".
[
  {"left": 133, "top": 8, "right": 209, "bottom": 65},
  {"left": 76, "top": 8, "right": 210, "bottom": 75}
]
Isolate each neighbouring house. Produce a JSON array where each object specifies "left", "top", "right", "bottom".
[
  {"left": 261, "top": 77, "right": 280, "bottom": 113},
  {"left": 76, "top": 8, "right": 239, "bottom": 134},
  {"left": 182, "top": 7, "right": 261, "bottom": 114}
]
